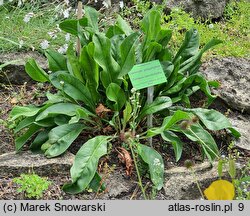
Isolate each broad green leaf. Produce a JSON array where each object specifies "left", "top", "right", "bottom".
[
  {"left": 157, "top": 48, "right": 172, "bottom": 62},
  {"left": 141, "top": 9, "right": 161, "bottom": 46},
  {"left": 147, "top": 110, "right": 191, "bottom": 137},
  {"left": 54, "top": 115, "right": 71, "bottom": 125},
  {"left": 173, "top": 28, "right": 199, "bottom": 63},
  {"left": 45, "top": 123, "right": 85, "bottom": 157},
  {"left": 191, "top": 74, "right": 216, "bottom": 105},
  {"left": 93, "top": 33, "right": 120, "bottom": 87},
  {"left": 160, "top": 61, "right": 174, "bottom": 78},
  {"left": 109, "top": 111, "right": 119, "bottom": 129},
  {"left": 49, "top": 71, "right": 68, "bottom": 89},
  {"left": 201, "top": 38, "right": 222, "bottom": 55},
  {"left": 34, "top": 118, "right": 55, "bottom": 127},
  {"left": 119, "top": 32, "right": 140, "bottom": 78},
  {"left": 122, "top": 102, "right": 132, "bottom": 129},
  {"left": 164, "top": 73, "right": 216, "bottom": 105},
  {"left": 164, "top": 77, "right": 187, "bottom": 95},
  {"left": 143, "top": 41, "right": 162, "bottom": 62},
  {"left": 25, "top": 59, "right": 49, "bottom": 82},
  {"left": 84, "top": 5, "right": 99, "bottom": 32},
  {"left": 14, "top": 116, "right": 36, "bottom": 133},
  {"left": 11, "top": 104, "right": 53, "bottom": 131},
  {"left": 137, "top": 144, "right": 164, "bottom": 190},
  {"left": 69, "top": 108, "right": 93, "bottom": 124},
  {"left": 63, "top": 136, "right": 111, "bottom": 194},
  {"left": 10, "top": 105, "right": 42, "bottom": 121},
  {"left": 106, "top": 83, "right": 126, "bottom": 111},
  {"left": 190, "top": 108, "right": 232, "bottom": 130},
  {"left": 59, "top": 18, "right": 88, "bottom": 36},
  {"left": 77, "top": 21, "right": 91, "bottom": 46},
  {"left": 45, "top": 49, "right": 68, "bottom": 72},
  {"left": 46, "top": 92, "right": 66, "bottom": 104},
  {"left": 179, "top": 39, "right": 222, "bottom": 75},
  {"left": 181, "top": 93, "right": 191, "bottom": 107},
  {"left": 15, "top": 124, "right": 41, "bottom": 151},
  {"left": 156, "top": 29, "right": 172, "bottom": 47},
  {"left": 100, "top": 70, "right": 112, "bottom": 90},
  {"left": 35, "top": 103, "right": 87, "bottom": 121},
  {"left": 161, "top": 131, "right": 183, "bottom": 162},
  {"left": 79, "top": 43, "right": 100, "bottom": 104},
  {"left": 181, "top": 124, "right": 220, "bottom": 161},
  {"left": 146, "top": 127, "right": 165, "bottom": 137},
  {"left": 106, "top": 25, "right": 124, "bottom": 38},
  {"left": 188, "top": 108, "right": 240, "bottom": 138},
  {"left": 88, "top": 172, "right": 106, "bottom": 192},
  {"left": 138, "top": 97, "right": 172, "bottom": 121},
  {"left": 66, "top": 44, "right": 83, "bottom": 82},
  {"left": 164, "top": 59, "right": 180, "bottom": 90},
  {"left": 116, "top": 15, "right": 133, "bottom": 36},
  {"left": 58, "top": 73, "right": 95, "bottom": 110},
  {"left": 162, "top": 110, "right": 191, "bottom": 130},
  {"left": 155, "top": 61, "right": 174, "bottom": 95},
  {"left": 30, "top": 129, "right": 50, "bottom": 152},
  {"left": 110, "top": 34, "right": 124, "bottom": 64}
]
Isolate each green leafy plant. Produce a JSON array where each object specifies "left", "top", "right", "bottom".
[
  {"left": 217, "top": 144, "right": 250, "bottom": 200},
  {"left": 0, "top": 0, "right": 73, "bottom": 52},
  {"left": 163, "top": 0, "right": 250, "bottom": 58},
  {"left": 9, "top": 6, "right": 240, "bottom": 196},
  {"left": 13, "top": 173, "right": 51, "bottom": 199},
  {"left": 234, "top": 161, "right": 250, "bottom": 200}
]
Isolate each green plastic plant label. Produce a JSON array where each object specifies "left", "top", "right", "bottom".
[{"left": 128, "top": 60, "right": 167, "bottom": 90}]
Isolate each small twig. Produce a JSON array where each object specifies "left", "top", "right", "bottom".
[
  {"left": 191, "top": 167, "right": 205, "bottom": 200},
  {"left": 130, "top": 185, "right": 139, "bottom": 200}
]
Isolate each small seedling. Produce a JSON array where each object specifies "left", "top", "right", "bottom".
[{"left": 13, "top": 173, "right": 51, "bottom": 199}]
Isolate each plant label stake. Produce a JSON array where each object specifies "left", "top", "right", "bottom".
[
  {"left": 128, "top": 60, "right": 167, "bottom": 90},
  {"left": 147, "top": 86, "right": 154, "bottom": 146},
  {"left": 128, "top": 60, "right": 167, "bottom": 146},
  {"left": 77, "top": 1, "right": 83, "bottom": 56}
]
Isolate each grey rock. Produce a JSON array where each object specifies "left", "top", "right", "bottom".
[
  {"left": 0, "top": 52, "right": 47, "bottom": 85},
  {"left": 201, "top": 57, "right": 250, "bottom": 114},
  {"left": 164, "top": 162, "right": 231, "bottom": 199},
  {"left": 84, "top": 0, "right": 121, "bottom": 9},
  {"left": 229, "top": 114, "right": 250, "bottom": 150},
  {"left": 99, "top": 170, "right": 135, "bottom": 199},
  {"left": 163, "top": 0, "right": 228, "bottom": 20},
  {"left": 0, "top": 151, "right": 74, "bottom": 177}
]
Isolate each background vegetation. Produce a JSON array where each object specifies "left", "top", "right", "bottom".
[{"left": 0, "top": 0, "right": 249, "bottom": 58}]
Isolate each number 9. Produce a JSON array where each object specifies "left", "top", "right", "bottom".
[{"left": 238, "top": 203, "right": 244, "bottom": 211}]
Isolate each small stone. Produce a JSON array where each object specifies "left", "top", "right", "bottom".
[{"left": 0, "top": 151, "right": 74, "bottom": 177}]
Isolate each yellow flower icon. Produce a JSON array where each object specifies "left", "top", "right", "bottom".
[{"left": 204, "top": 179, "right": 235, "bottom": 200}]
